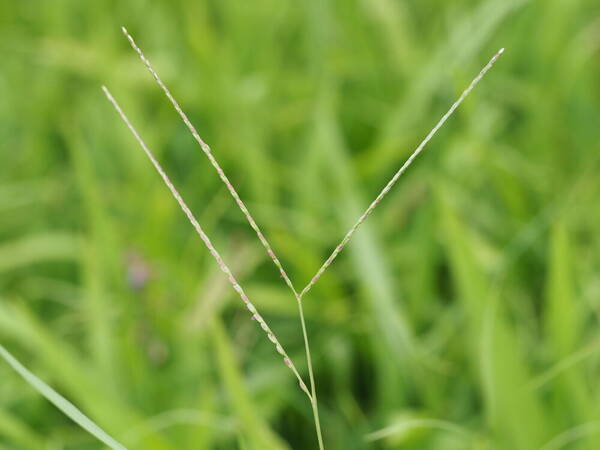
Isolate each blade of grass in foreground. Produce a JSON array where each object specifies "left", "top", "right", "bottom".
[{"left": 0, "top": 345, "right": 127, "bottom": 450}]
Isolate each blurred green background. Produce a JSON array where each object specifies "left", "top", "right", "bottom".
[{"left": 1, "top": 0, "right": 600, "bottom": 449}]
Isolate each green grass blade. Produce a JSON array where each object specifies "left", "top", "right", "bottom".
[
  {"left": 0, "top": 345, "right": 127, "bottom": 450},
  {"left": 0, "top": 303, "right": 174, "bottom": 450}
]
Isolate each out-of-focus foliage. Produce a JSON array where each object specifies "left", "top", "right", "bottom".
[{"left": 1, "top": 0, "right": 599, "bottom": 448}]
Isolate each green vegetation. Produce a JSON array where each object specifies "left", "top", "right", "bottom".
[{"left": 1, "top": 0, "right": 599, "bottom": 449}]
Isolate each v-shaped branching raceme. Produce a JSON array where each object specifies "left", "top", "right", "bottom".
[{"left": 103, "top": 28, "right": 504, "bottom": 449}]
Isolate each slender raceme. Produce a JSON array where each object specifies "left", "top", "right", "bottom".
[
  {"left": 102, "top": 86, "right": 311, "bottom": 401},
  {"left": 119, "top": 27, "right": 324, "bottom": 448},
  {"left": 120, "top": 27, "right": 298, "bottom": 298},
  {"left": 298, "top": 48, "right": 505, "bottom": 300}
]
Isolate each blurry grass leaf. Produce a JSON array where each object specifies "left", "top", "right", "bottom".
[
  {"left": 530, "top": 340, "right": 600, "bottom": 391},
  {"left": 0, "top": 233, "right": 79, "bottom": 273},
  {"left": 436, "top": 184, "right": 548, "bottom": 449},
  {"left": 211, "top": 319, "right": 289, "bottom": 450},
  {"left": 0, "top": 408, "right": 44, "bottom": 449},
  {"left": 545, "top": 222, "right": 580, "bottom": 357},
  {"left": 123, "top": 409, "right": 236, "bottom": 446},
  {"left": 365, "top": 416, "right": 473, "bottom": 444},
  {"left": 63, "top": 126, "right": 122, "bottom": 384},
  {"left": 540, "top": 421, "right": 600, "bottom": 450},
  {"left": 0, "top": 180, "right": 54, "bottom": 212},
  {"left": 543, "top": 222, "right": 594, "bottom": 442}
]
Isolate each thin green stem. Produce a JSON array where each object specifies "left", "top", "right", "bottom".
[{"left": 296, "top": 297, "right": 324, "bottom": 450}]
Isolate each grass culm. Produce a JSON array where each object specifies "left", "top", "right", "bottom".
[{"left": 101, "top": 28, "right": 504, "bottom": 449}]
